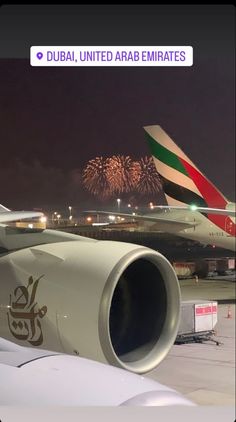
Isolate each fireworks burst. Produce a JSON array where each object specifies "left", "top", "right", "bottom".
[
  {"left": 82, "top": 155, "right": 161, "bottom": 199},
  {"left": 135, "top": 156, "right": 161, "bottom": 194},
  {"left": 106, "top": 155, "right": 141, "bottom": 193},
  {"left": 82, "top": 157, "right": 111, "bottom": 199}
]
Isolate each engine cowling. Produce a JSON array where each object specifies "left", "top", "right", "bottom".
[{"left": 0, "top": 238, "right": 180, "bottom": 374}]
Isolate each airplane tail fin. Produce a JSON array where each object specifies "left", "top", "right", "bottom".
[{"left": 144, "top": 125, "right": 229, "bottom": 209}]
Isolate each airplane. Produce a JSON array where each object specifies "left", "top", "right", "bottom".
[
  {"left": 0, "top": 337, "right": 193, "bottom": 406},
  {"left": 87, "top": 126, "right": 235, "bottom": 251},
  {"left": 0, "top": 205, "right": 181, "bottom": 376}
]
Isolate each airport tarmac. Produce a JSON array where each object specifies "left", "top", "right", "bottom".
[
  {"left": 148, "top": 275, "right": 235, "bottom": 406},
  {"left": 179, "top": 274, "right": 235, "bottom": 303}
]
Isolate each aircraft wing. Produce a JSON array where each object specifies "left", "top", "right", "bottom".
[
  {"left": 0, "top": 337, "right": 193, "bottom": 406},
  {"left": 86, "top": 210, "right": 199, "bottom": 230},
  {"left": 0, "top": 204, "right": 43, "bottom": 223},
  {"left": 0, "top": 211, "right": 44, "bottom": 223},
  {"left": 152, "top": 205, "right": 236, "bottom": 217}
]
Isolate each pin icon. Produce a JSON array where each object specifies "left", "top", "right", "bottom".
[{"left": 37, "top": 52, "right": 43, "bottom": 60}]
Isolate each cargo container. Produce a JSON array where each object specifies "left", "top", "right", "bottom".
[{"left": 176, "top": 300, "right": 218, "bottom": 344}]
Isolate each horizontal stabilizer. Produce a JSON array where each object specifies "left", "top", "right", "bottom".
[
  {"left": 153, "top": 205, "right": 236, "bottom": 217},
  {"left": 86, "top": 210, "right": 199, "bottom": 231}
]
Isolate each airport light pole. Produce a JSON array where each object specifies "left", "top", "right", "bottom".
[
  {"left": 117, "top": 198, "right": 121, "bottom": 213},
  {"left": 68, "top": 206, "right": 72, "bottom": 224},
  {"left": 52, "top": 211, "right": 57, "bottom": 226},
  {"left": 68, "top": 206, "right": 72, "bottom": 218}
]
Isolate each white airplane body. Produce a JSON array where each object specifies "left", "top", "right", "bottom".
[{"left": 97, "top": 207, "right": 235, "bottom": 251}]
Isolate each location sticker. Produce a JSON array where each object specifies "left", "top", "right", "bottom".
[
  {"left": 37, "top": 52, "right": 43, "bottom": 60},
  {"left": 30, "top": 46, "right": 193, "bottom": 67}
]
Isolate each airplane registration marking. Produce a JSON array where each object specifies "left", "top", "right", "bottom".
[
  {"left": 209, "top": 232, "right": 224, "bottom": 236},
  {"left": 7, "top": 275, "right": 47, "bottom": 346}
]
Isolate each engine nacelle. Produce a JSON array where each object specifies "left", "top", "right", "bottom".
[{"left": 0, "top": 238, "right": 180, "bottom": 374}]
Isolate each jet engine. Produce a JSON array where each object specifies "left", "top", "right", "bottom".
[{"left": 0, "top": 232, "right": 180, "bottom": 374}]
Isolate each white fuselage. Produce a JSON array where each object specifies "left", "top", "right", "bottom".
[{"left": 143, "top": 210, "right": 235, "bottom": 251}]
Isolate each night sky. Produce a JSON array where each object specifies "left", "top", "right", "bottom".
[{"left": 0, "top": 5, "right": 235, "bottom": 213}]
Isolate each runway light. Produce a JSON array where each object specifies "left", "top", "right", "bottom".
[
  {"left": 40, "top": 216, "right": 47, "bottom": 223},
  {"left": 149, "top": 202, "right": 154, "bottom": 209},
  {"left": 92, "top": 222, "right": 109, "bottom": 226}
]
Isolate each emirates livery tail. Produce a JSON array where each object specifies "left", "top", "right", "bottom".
[{"left": 144, "top": 125, "right": 230, "bottom": 208}]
